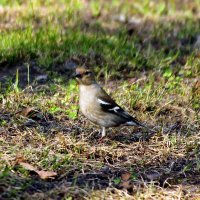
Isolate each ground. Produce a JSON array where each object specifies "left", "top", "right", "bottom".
[{"left": 0, "top": 0, "right": 200, "bottom": 199}]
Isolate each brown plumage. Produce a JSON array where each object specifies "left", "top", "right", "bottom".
[{"left": 75, "top": 66, "right": 149, "bottom": 138}]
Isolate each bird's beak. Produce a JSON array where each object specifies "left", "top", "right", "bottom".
[{"left": 75, "top": 73, "right": 82, "bottom": 79}]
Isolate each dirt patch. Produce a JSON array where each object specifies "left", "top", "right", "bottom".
[
  {"left": 0, "top": 59, "right": 79, "bottom": 91},
  {"left": 0, "top": 62, "right": 48, "bottom": 89}
]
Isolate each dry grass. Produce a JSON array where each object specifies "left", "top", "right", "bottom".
[{"left": 0, "top": 0, "right": 200, "bottom": 199}]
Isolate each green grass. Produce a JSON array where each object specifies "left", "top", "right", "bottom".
[{"left": 0, "top": 0, "right": 200, "bottom": 199}]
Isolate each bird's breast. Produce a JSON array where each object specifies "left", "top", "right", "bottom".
[{"left": 79, "top": 85, "right": 99, "bottom": 122}]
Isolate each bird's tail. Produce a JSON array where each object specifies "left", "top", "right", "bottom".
[{"left": 126, "top": 118, "right": 155, "bottom": 133}]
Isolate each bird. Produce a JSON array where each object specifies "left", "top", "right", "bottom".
[{"left": 75, "top": 65, "right": 150, "bottom": 138}]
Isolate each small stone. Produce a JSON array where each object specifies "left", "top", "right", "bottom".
[
  {"left": 35, "top": 75, "right": 48, "bottom": 83},
  {"left": 146, "top": 171, "right": 161, "bottom": 180},
  {"left": 24, "top": 119, "right": 38, "bottom": 127},
  {"left": 128, "top": 16, "right": 143, "bottom": 25},
  {"left": 112, "top": 14, "right": 126, "bottom": 23}
]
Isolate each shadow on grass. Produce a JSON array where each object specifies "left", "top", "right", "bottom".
[
  {"left": 0, "top": 15, "right": 200, "bottom": 90},
  {"left": 1, "top": 151, "right": 199, "bottom": 199},
  {"left": 0, "top": 106, "right": 199, "bottom": 199},
  {"left": 0, "top": 13, "right": 200, "bottom": 199}
]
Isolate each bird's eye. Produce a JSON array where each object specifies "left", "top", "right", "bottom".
[{"left": 85, "top": 71, "right": 92, "bottom": 76}]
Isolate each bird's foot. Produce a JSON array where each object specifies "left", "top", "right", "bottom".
[
  {"left": 97, "top": 127, "right": 107, "bottom": 143},
  {"left": 98, "top": 136, "right": 106, "bottom": 143}
]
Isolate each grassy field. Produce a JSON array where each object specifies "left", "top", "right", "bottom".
[{"left": 0, "top": 0, "right": 200, "bottom": 199}]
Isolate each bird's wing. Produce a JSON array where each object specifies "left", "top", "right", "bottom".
[{"left": 97, "top": 88, "right": 144, "bottom": 127}]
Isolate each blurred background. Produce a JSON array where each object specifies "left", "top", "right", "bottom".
[
  {"left": 0, "top": 0, "right": 200, "bottom": 76},
  {"left": 0, "top": 1, "right": 200, "bottom": 199}
]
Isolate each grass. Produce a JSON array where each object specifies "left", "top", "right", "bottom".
[{"left": 0, "top": 0, "right": 200, "bottom": 199}]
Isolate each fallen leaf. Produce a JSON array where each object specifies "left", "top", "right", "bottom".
[
  {"left": 119, "top": 171, "right": 132, "bottom": 190},
  {"left": 37, "top": 170, "right": 57, "bottom": 180},
  {"left": 17, "top": 107, "right": 47, "bottom": 123},
  {"left": 19, "top": 107, "right": 36, "bottom": 117},
  {"left": 121, "top": 171, "right": 131, "bottom": 181},
  {"left": 18, "top": 161, "right": 57, "bottom": 179},
  {"left": 119, "top": 180, "right": 132, "bottom": 190},
  {"left": 19, "top": 162, "right": 37, "bottom": 171},
  {"left": 14, "top": 155, "right": 26, "bottom": 165}
]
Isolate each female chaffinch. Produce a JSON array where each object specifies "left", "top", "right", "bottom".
[{"left": 75, "top": 66, "right": 149, "bottom": 138}]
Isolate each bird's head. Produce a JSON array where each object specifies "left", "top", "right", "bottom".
[{"left": 75, "top": 66, "right": 96, "bottom": 85}]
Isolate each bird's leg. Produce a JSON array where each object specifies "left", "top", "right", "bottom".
[
  {"left": 101, "top": 127, "right": 106, "bottom": 138},
  {"left": 98, "top": 127, "right": 106, "bottom": 143}
]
